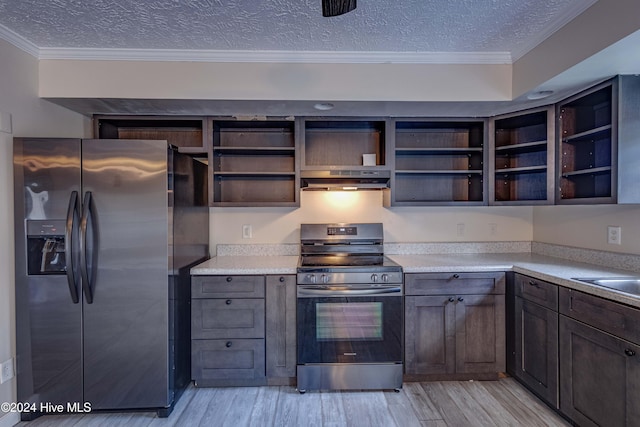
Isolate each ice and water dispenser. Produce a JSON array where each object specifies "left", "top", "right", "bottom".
[{"left": 26, "top": 220, "right": 66, "bottom": 275}]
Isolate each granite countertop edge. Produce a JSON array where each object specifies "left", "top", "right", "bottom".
[{"left": 190, "top": 253, "right": 640, "bottom": 308}]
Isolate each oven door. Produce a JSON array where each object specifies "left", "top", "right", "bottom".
[{"left": 297, "top": 285, "right": 403, "bottom": 364}]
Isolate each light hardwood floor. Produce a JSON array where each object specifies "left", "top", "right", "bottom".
[{"left": 17, "top": 378, "right": 569, "bottom": 426}]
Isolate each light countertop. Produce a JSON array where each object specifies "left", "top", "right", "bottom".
[{"left": 191, "top": 252, "right": 640, "bottom": 307}]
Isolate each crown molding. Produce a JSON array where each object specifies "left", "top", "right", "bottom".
[
  {"left": 0, "top": 23, "right": 39, "bottom": 58},
  {"left": 0, "top": 21, "right": 512, "bottom": 64},
  {"left": 37, "top": 47, "right": 512, "bottom": 64}
]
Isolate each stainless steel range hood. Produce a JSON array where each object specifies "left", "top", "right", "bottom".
[{"left": 300, "top": 170, "right": 390, "bottom": 191}]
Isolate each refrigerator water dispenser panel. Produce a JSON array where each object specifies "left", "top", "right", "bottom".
[{"left": 26, "top": 219, "right": 66, "bottom": 275}]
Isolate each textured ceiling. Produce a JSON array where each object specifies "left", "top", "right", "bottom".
[{"left": 0, "top": 0, "right": 595, "bottom": 59}]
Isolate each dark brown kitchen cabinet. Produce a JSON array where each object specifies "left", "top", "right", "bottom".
[
  {"left": 94, "top": 115, "right": 213, "bottom": 204},
  {"left": 490, "top": 107, "right": 554, "bottom": 205},
  {"left": 265, "top": 275, "right": 296, "bottom": 384},
  {"left": 391, "top": 119, "right": 486, "bottom": 206},
  {"left": 301, "top": 118, "right": 388, "bottom": 169},
  {"left": 556, "top": 75, "right": 640, "bottom": 204},
  {"left": 191, "top": 275, "right": 267, "bottom": 387},
  {"left": 191, "top": 274, "right": 296, "bottom": 387},
  {"left": 94, "top": 115, "right": 208, "bottom": 153},
  {"left": 513, "top": 274, "right": 559, "bottom": 408},
  {"left": 212, "top": 119, "right": 298, "bottom": 207},
  {"left": 559, "top": 287, "right": 640, "bottom": 426},
  {"left": 404, "top": 272, "right": 505, "bottom": 379}
]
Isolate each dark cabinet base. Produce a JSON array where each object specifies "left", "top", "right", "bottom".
[{"left": 559, "top": 316, "right": 640, "bottom": 427}]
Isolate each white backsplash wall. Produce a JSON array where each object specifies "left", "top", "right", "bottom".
[
  {"left": 533, "top": 205, "right": 640, "bottom": 255},
  {"left": 210, "top": 191, "right": 533, "bottom": 251}
]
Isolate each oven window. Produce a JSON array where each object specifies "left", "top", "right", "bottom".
[{"left": 316, "top": 302, "right": 383, "bottom": 341}]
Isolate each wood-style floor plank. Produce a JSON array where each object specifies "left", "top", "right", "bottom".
[
  {"left": 15, "top": 379, "right": 570, "bottom": 427},
  {"left": 319, "top": 390, "right": 347, "bottom": 427}
]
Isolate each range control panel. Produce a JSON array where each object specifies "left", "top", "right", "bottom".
[{"left": 327, "top": 226, "right": 357, "bottom": 236}]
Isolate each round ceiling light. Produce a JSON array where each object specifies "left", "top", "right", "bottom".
[
  {"left": 313, "top": 102, "right": 335, "bottom": 111},
  {"left": 527, "top": 90, "right": 554, "bottom": 100}
]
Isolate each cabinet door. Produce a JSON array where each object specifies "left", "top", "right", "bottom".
[
  {"left": 405, "top": 296, "right": 456, "bottom": 375},
  {"left": 559, "top": 316, "right": 640, "bottom": 427},
  {"left": 265, "top": 275, "right": 296, "bottom": 379},
  {"left": 191, "top": 298, "right": 265, "bottom": 339},
  {"left": 514, "top": 297, "right": 559, "bottom": 408},
  {"left": 455, "top": 294, "right": 505, "bottom": 373},
  {"left": 191, "top": 339, "right": 266, "bottom": 386}
]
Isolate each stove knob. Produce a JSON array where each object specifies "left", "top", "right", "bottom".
[
  {"left": 321, "top": 274, "right": 329, "bottom": 284},
  {"left": 381, "top": 274, "right": 389, "bottom": 283},
  {"left": 371, "top": 274, "right": 379, "bottom": 283},
  {"left": 307, "top": 274, "right": 317, "bottom": 284}
]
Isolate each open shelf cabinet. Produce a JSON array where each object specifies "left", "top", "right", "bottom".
[
  {"left": 301, "top": 119, "right": 388, "bottom": 169},
  {"left": 490, "top": 107, "right": 554, "bottom": 204},
  {"left": 390, "top": 120, "right": 486, "bottom": 205},
  {"left": 211, "top": 119, "right": 298, "bottom": 206},
  {"left": 94, "top": 116, "right": 208, "bottom": 154},
  {"left": 557, "top": 81, "right": 615, "bottom": 203}
]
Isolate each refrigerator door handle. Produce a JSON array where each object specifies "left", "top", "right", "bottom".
[
  {"left": 65, "top": 191, "right": 80, "bottom": 303},
  {"left": 80, "top": 191, "right": 98, "bottom": 304}
]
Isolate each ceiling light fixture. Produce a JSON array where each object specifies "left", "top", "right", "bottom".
[
  {"left": 313, "top": 102, "right": 335, "bottom": 111},
  {"left": 322, "top": 0, "right": 356, "bottom": 17},
  {"left": 527, "top": 90, "right": 554, "bottom": 100}
]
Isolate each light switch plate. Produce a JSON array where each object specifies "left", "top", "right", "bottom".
[{"left": 0, "top": 112, "right": 12, "bottom": 134}]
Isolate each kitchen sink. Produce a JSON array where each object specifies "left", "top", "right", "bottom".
[{"left": 572, "top": 277, "right": 640, "bottom": 296}]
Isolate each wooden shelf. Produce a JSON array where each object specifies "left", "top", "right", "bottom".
[
  {"left": 396, "top": 170, "right": 483, "bottom": 175},
  {"left": 562, "top": 124, "right": 612, "bottom": 143},
  {"left": 495, "top": 140, "right": 547, "bottom": 153},
  {"left": 496, "top": 165, "right": 547, "bottom": 174},
  {"left": 395, "top": 147, "right": 483, "bottom": 154},
  {"left": 562, "top": 166, "right": 612, "bottom": 178}
]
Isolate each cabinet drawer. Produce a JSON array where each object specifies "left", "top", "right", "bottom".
[
  {"left": 192, "top": 275, "right": 265, "bottom": 299},
  {"left": 559, "top": 287, "right": 640, "bottom": 344},
  {"left": 192, "top": 339, "right": 265, "bottom": 382},
  {"left": 405, "top": 272, "right": 505, "bottom": 296},
  {"left": 515, "top": 274, "right": 558, "bottom": 310},
  {"left": 192, "top": 298, "right": 265, "bottom": 339}
]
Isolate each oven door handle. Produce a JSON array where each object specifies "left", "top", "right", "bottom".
[{"left": 297, "top": 286, "right": 402, "bottom": 297}]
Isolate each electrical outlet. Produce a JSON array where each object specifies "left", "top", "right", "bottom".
[
  {"left": 607, "top": 226, "right": 622, "bottom": 245},
  {"left": 242, "top": 224, "right": 252, "bottom": 239},
  {"left": 489, "top": 223, "right": 498, "bottom": 236},
  {"left": 0, "top": 358, "right": 14, "bottom": 384},
  {"left": 456, "top": 223, "right": 465, "bottom": 237}
]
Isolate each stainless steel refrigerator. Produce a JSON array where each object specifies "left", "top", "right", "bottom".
[{"left": 13, "top": 138, "right": 209, "bottom": 420}]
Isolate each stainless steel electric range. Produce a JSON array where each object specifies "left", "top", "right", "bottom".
[{"left": 296, "top": 223, "right": 403, "bottom": 392}]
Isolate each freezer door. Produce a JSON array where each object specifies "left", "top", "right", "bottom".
[
  {"left": 13, "top": 138, "right": 83, "bottom": 408},
  {"left": 80, "top": 139, "right": 170, "bottom": 410}
]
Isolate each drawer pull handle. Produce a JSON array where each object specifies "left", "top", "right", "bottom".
[
  {"left": 452, "top": 274, "right": 460, "bottom": 279},
  {"left": 528, "top": 281, "right": 540, "bottom": 288},
  {"left": 226, "top": 341, "right": 232, "bottom": 348},
  {"left": 225, "top": 299, "right": 232, "bottom": 305},
  {"left": 625, "top": 349, "right": 636, "bottom": 357},
  {"left": 279, "top": 276, "right": 285, "bottom": 282},
  {"left": 226, "top": 277, "right": 233, "bottom": 282},
  {"left": 458, "top": 297, "right": 464, "bottom": 302},
  {"left": 448, "top": 297, "right": 455, "bottom": 302}
]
